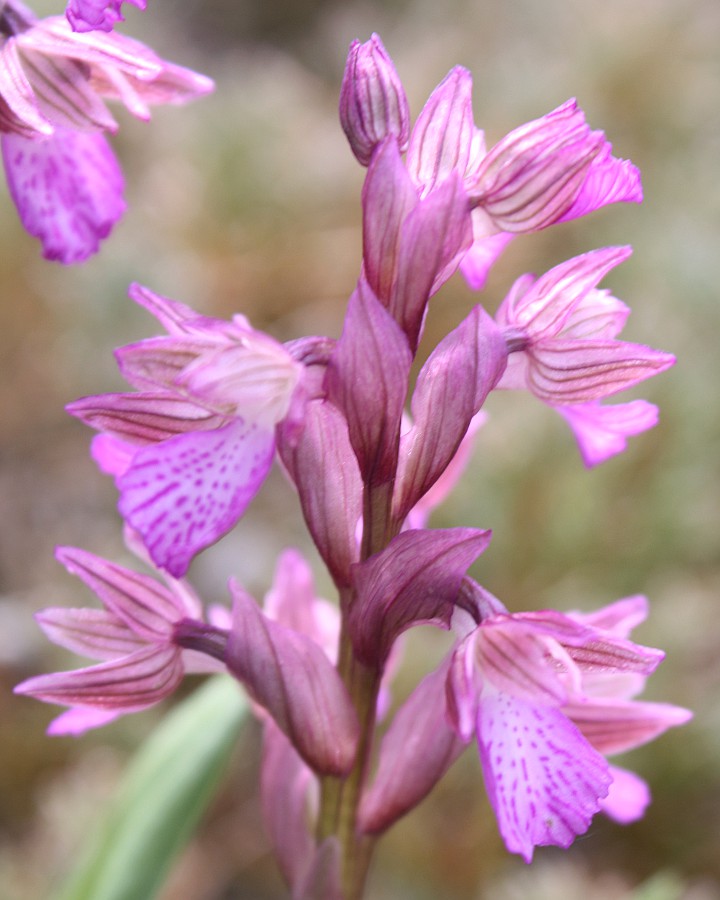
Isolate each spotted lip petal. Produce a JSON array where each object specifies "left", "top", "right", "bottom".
[
  {"left": 117, "top": 419, "right": 276, "bottom": 578},
  {"left": 2, "top": 128, "right": 125, "bottom": 263}
]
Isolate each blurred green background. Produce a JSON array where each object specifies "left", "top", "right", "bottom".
[{"left": 1, "top": 0, "right": 718, "bottom": 897}]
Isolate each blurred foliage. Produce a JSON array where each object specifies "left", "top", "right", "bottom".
[{"left": 1, "top": 0, "right": 719, "bottom": 897}]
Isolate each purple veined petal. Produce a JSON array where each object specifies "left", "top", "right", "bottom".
[
  {"left": 469, "top": 99, "right": 612, "bottom": 233},
  {"left": 117, "top": 419, "right": 276, "bottom": 577},
  {"left": 226, "top": 583, "right": 359, "bottom": 776},
  {"left": 564, "top": 697, "right": 693, "bottom": 756},
  {"left": 558, "top": 144, "right": 643, "bottom": 223},
  {"left": 0, "top": 40, "right": 55, "bottom": 137},
  {"left": 56, "top": 546, "right": 191, "bottom": 638},
  {"left": 406, "top": 65, "right": 475, "bottom": 194},
  {"left": 66, "top": 0, "right": 147, "bottom": 34},
  {"left": 359, "top": 659, "right": 466, "bottom": 834},
  {"left": 339, "top": 33, "right": 409, "bottom": 166},
  {"left": 556, "top": 399, "right": 659, "bottom": 468},
  {"left": 348, "top": 527, "right": 492, "bottom": 667},
  {"left": 361, "top": 137, "right": 419, "bottom": 303},
  {"left": 16, "top": 41, "right": 119, "bottom": 132},
  {"left": 476, "top": 688, "right": 611, "bottom": 862},
  {"left": 261, "top": 721, "right": 317, "bottom": 892},
  {"left": 67, "top": 391, "right": 224, "bottom": 444},
  {"left": 2, "top": 128, "right": 125, "bottom": 263},
  {"left": 498, "top": 246, "right": 633, "bottom": 341},
  {"left": 277, "top": 400, "right": 362, "bottom": 589},
  {"left": 128, "top": 282, "right": 211, "bottom": 336},
  {"left": 326, "top": 278, "right": 412, "bottom": 486},
  {"left": 512, "top": 608, "right": 666, "bottom": 675},
  {"left": 471, "top": 617, "right": 572, "bottom": 705},
  {"left": 527, "top": 338, "right": 675, "bottom": 404},
  {"left": 47, "top": 705, "right": 124, "bottom": 735},
  {"left": 568, "top": 594, "right": 649, "bottom": 638},
  {"left": 559, "top": 289, "right": 630, "bottom": 340},
  {"left": 14, "top": 644, "right": 184, "bottom": 709},
  {"left": 599, "top": 765, "right": 650, "bottom": 824},
  {"left": 114, "top": 335, "right": 219, "bottom": 394},
  {"left": 91, "top": 433, "right": 136, "bottom": 477},
  {"left": 35, "top": 606, "right": 145, "bottom": 660},
  {"left": 393, "top": 306, "right": 507, "bottom": 521},
  {"left": 459, "top": 229, "right": 515, "bottom": 291}
]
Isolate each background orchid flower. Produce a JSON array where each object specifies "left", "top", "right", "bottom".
[
  {"left": 68, "top": 284, "right": 303, "bottom": 577},
  {"left": 65, "top": 0, "right": 146, "bottom": 33},
  {"left": 447, "top": 584, "right": 691, "bottom": 862},
  {"left": 14, "top": 544, "right": 220, "bottom": 734},
  {"left": 0, "top": 2, "right": 212, "bottom": 261}
]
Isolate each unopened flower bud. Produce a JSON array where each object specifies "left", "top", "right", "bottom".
[{"left": 339, "top": 33, "right": 410, "bottom": 166}]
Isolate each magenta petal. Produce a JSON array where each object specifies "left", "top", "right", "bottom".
[
  {"left": 349, "top": 527, "right": 492, "bottom": 666},
  {"left": 359, "top": 661, "right": 465, "bottom": 834},
  {"left": 600, "top": 765, "right": 650, "bottom": 824},
  {"left": 47, "top": 706, "right": 124, "bottom": 735},
  {"left": 459, "top": 231, "right": 515, "bottom": 290},
  {"left": 226, "top": 583, "right": 359, "bottom": 776},
  {"left": 118, "top": 420, "right": 275, "bottom": 577},
  {"left": 14, "top": 644, "right": 183, "bottom": 709},
  {"left": 326, "top": 278, "right": 411, "bottom": 486},
  {"left": 2, "top": 128, "right": 125, "bottom": 263},
  {"left": 91, "top": 433, "right": 135, "bottom": 477},
  {"left": 556, "top": 400, "right": 659, "bottom": 467},
  {"left": 66, "top": 0, "right": 146, "bottom": 33},
  {"left": 477, "top": 691, "right": 611, "bottom": 862}
]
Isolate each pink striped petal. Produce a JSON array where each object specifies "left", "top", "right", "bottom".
[
  {"left": 527, "top": 338, "right": 675, "bottom": 404},
  {"left": 564, "top": 697, "right": 692, "bottom": 755},
  {"left": 56, "top": 546, "right": 192, "bottom": 637},
  {"left": 118, "top": 420, "right": 275, "bottom": 577},
  {"left": 66, "top": 0, "right": 146, "bottom": 34},
  {"left": 2, "top": 128, "right": 124, "bottom": 263},
  {"left": 68, "top": 391, "right": 223, "bottom": 444},
  {"left": 559, "top": 144, "right": 643, "bottom": 222},
  {"left": 406, "top": 66, "right": 474, "bottom": 194},
  {"left": 14, "top": 644, "right": 183, "bottom": 709},
  {"left": 35, "top": 607, "right": 144, "bottom": 660}
]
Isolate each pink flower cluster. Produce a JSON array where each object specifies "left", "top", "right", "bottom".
[{"left": 16, "top": 27, "right": 690, "bottom": 894}]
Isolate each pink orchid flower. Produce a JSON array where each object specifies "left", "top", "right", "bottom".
[
  {"left": 68, "top": 284, "right": 303, "bottom": 577},
  {"left": 0, "top": 2, "right": 212, "bottom": 261}
]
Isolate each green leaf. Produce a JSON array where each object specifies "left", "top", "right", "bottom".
[{"left": 55, "top": 676, "right": 248, "bottom": 900}]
